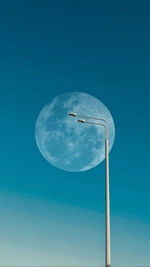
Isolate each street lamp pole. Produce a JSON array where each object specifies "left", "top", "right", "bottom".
[
  {"left": 69, "top": 113, "right": 111, "bottom": 267},
  {"left": 105, "top": 126, "right": 111, "bottom": 267}
]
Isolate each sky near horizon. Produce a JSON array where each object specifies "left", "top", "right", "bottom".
[{"left": 0, "top": 0, "right": 150, "bottom": 266}]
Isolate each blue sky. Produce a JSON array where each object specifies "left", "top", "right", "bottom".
[{"left": 0, "top": 0, "right": 150, "bottom": 266}]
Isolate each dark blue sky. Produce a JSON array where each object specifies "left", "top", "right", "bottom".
[{"left": 0, "top": 1, "right": 150, "bottom": 265}]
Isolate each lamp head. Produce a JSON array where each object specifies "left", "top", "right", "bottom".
[
  {"left": 69, "top": 112, "right": 77, "bottom": 117},
  {"left": 78, "top": 119, "right": 86, "bottom": 123}
]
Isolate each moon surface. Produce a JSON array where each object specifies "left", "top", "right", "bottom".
[{"left": 35, "top": 92, "right": 115, "bottom": 172}]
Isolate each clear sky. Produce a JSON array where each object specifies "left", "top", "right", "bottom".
[{"left": 0, "top": 0, "right": 150, "bottom": 266}]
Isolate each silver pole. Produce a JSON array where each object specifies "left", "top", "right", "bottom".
[
  {"left": 69, "top": 113, "right": 111, "bottom": 266},
  {"left": 105, "top": 127, "right": 111, "bottom": 267}
]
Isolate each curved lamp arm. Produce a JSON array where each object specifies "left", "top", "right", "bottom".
[
  {"left": 77, "top": 119, "right": 108, "bottom": 140},
  {"left": 69, "top": 112, "right": 107, "bottom": 126}
]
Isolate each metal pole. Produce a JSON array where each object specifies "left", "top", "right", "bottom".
[
  {"left": 69, "top": 113, "right": 111, "bottom": 266},
  {"left": 105, "top": 127, "right": 111, "bottom": 267}
]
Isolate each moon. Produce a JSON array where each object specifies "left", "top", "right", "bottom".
[{"left": 35, "top": 92, "right": 115, "bottom": 172}]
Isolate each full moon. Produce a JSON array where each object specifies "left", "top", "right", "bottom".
[{"left": 35, "top": 92, "right": 115, "bottom": 172}]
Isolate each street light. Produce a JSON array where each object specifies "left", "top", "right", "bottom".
[
  {"left": 69, "top": 113, "right": 111, "bottom": 267},
  {"left": 69, "top": 112, "right": 107, "bottom": 125}
]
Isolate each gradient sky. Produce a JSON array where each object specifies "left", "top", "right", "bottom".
[{"left": 0, "top": 0, "right": 150, "bottom": 266}]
